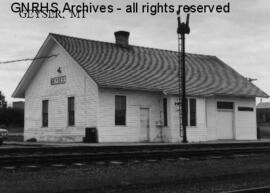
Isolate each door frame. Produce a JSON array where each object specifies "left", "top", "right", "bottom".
[
  {"left": 216, "top": 101, "right": 235, "bottom": 140},
  {"left": 140, "top": 107, "right": 150, "bottom": 142}
]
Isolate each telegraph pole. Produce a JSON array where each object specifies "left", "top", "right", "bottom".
[{"left": 177, "top": 11, "right": 190, "bottom": 143}]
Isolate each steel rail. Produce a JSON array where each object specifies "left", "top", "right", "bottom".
[{"left": 223, "top": 185, "right": 270, "bottom": 193}]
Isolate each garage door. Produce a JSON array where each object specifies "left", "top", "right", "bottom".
[{"left": 217, "top": 101, "right": 234, "bottom": 140}]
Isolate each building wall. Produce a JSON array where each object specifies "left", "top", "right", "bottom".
[
  {"left": 98, "top": 88, "right": 164, "bottom": 142},
  {"left": 257, "top": 108, "right": 270, "bottom": 139},
  {"left": 166, "top": 96, "right": 257, "bottom": 142},
  {"left": 206, "top": 97, "right": 256, "bottom": 140},
  {"left": 23, "top": 41, "right": 257, "bottom": 143},
  {"left": 97, "top": 91, "right": 210, "bottom": 143},
  {"left": 24, "top": 42, "right": 98, "bottom": 142},
  {"left": 167, "top": 96, "right": 207, "bottom": 142}
]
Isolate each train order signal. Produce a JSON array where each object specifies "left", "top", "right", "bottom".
[
  {"left": 177, "top": 13, "right": 190, "bottom": 35},
  {"left": 176, "top": 11, "right": 191, "bottom": 143}
]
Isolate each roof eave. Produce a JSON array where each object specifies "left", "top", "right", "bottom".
[
  {"left": 12, "top": 34, "right": 56, "bottom": 98},
  {"left": 213, "top": 93, "right": 269, "bottom": 98}
]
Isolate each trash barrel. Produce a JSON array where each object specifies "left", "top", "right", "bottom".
[{"left": 83, "top": 127, "right": 98, "bottom": 143}]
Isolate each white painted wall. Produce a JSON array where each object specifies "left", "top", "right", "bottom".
[
  {"left": 98, "top": 88, "right": 164, "bottom": 142},
  {"left": 167, "top": 96, "right": 207, "bottom": 142},
  {"left": 24, "top": 41, "right": 98, "bottom": 142},
  {"left": 206, "top": 97, "right": 257, "bottom": 140},
  {"left": 23, "top": 41, "right": 257, "bottom": 143},
  {"left": 235, "top": 98, "right": 257, "bottom": 140}
]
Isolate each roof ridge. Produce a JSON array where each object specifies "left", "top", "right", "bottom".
[{"left": 49, "top": 32, "right": 216, "bottom": 58}]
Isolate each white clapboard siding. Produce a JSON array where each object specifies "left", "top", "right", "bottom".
[
  {"left": 168, "top": 96, "right": 207, "bottom": 142},
  {"left": 206, "top": 97, "right": 256, "bottom": 141},
  {"left": 24, "top": 42, "right": 98, "bottom": 142},
  {"left": 97, "top": 88, "right": 163, "bottom": 142},
  {"left": 23, "top": 42, "right": 257, "bottom": 142}
]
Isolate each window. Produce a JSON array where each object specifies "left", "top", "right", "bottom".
[
  {"left": 163, "top": 98, "right": 168, "bottom": 126},
  {"left": 238, "top": 107, "right": 253, "bottom": 112},
  {"left": 189, "top": 98, "right": 196, "bottom": 126},
  {"left": 115, "top": 95, "right": 126, "bottom": 125},
  {"left": 259, "top": 113, "right": 266, "bottom": 123},
  {"left": 266, "top": 113, "right": 270, "bottom": 123},
  {"left": 42, "top": 100, "right": 48, "bottom": 127},
  {"left": 217, "top": 101, "right": 234, "bottom": 110},
  {"left": 68, "top": 97, "right": 75, "bottom": 126},
  {"left": 184, "top": 98, "right": 188, "bottom": 127},
  {"left": 178, "top": 98, "right": 197, "bottom": 127}
]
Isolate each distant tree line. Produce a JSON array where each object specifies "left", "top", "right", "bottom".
[
  {"left": 0, "top": 107, "right": 24, "bottom": 127},
  {"left": 0, "top": 91, "right": 7, "bottom": 109},
  {"left": 0, "top": 91, "right": 24, "bottom": 128}
]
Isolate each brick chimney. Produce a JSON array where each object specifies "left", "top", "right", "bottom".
[{"left": 114, "top": 31, "right": 130, "bottom": 48}]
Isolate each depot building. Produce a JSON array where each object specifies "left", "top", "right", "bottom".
[{"left": 12, "top": 31, "right": 268, "bottom": 142}]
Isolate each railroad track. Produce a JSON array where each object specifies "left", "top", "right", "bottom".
[
  {"left": 223, "top": 185, "right": 270, "bottom": 193},
  {"left": 1, "top": 142, "right": 270, "bottom": 165},
  {"left": 3, "top": 141, "right": 270, "bottom": 154}
]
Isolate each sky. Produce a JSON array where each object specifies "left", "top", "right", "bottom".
[{"left": 0, "top": 0, "right": 270, "bottom": 104}]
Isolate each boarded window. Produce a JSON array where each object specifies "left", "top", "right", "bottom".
[
  {"left": 189, "top": 99, "right": 196, "bottom": 126},
  {"left": 163, "top": 98, "right": 168, "bottom": 126},
  {"left": 115, "top": 95, "right": 126, "bottom": 125},
  {"left": 42, "top": 100, "right": 48, "bottom": 127},
  {"left": 68, "top": 97, "right": 75, "bottom": 126},
  {"left": 217, "top": 101, "right": 234, "bottom": 110}
]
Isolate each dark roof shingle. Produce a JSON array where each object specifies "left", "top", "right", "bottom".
[{"left": 51, "top": 33, "right": 268, "bottom": 98}]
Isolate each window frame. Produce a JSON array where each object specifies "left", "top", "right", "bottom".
[
  {"left": 189, "top": 98, "right": 196, "bottom": 126},
  {"left": 163, "top": 98, "right": 168, "bottom": 127},
  {"left": 177, "top": 98, "right": 197, "bottom": 127},
  {"left": 42, "top": 100, "right": 48, "bottom": 127},
  {"left": 68, "top": 96, "right": 75, "bottom": 126},
  {"left": 115, "top": 95, "right": 126, "bottom": 126},
  {"left": 217, "top": 101, "right": 234, "bottom": 110}
]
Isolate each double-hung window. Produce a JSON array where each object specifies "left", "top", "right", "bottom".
[
  {"left": 189, "top": 98, "right": 196, "bottom": 126},
  {"left": 42, "top": 100, "right": 48, "bottom": 127},
  {"left": 68, "top": 97, "right": 75, "bottom": 126},
  {"left": 163, "top": 98, "right": 168, "bottom": 126},
  {"left": 115, "top": 95, "right": 126, "bottom": 125},
  {"left": 182, "top": 98, "right": 197, "bottom": 127}
]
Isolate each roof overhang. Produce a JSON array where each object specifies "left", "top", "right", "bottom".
[{"left": 213, "top": 93, "right": 269, "bottom": 99}]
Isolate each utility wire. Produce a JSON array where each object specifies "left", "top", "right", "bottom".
[{"left": 0, "top": 54, "right": 58, "bottom": 64}]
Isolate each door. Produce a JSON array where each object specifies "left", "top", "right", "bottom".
[
  {"left": 140, "top": 108, "right": 150, "bottom": 142},
  {"left": 217, "top": 110, "right": 234, "bottom": 139}
]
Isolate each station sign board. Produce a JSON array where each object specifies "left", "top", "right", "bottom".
[{"left": 51, "top": 75, "right": 66, "bottom": 85}]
